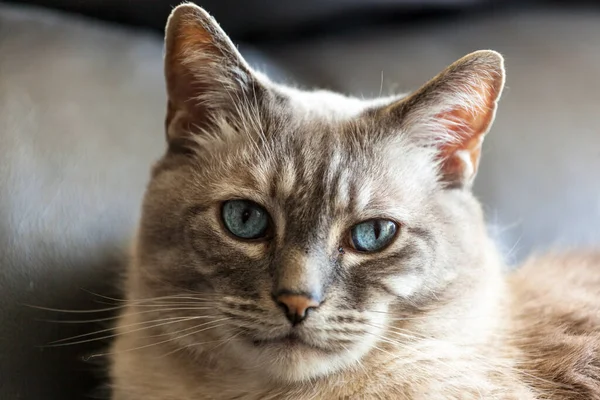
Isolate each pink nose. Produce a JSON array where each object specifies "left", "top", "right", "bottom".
[{"left": 275, "top": 293, "right": 321, "bottom": 325}]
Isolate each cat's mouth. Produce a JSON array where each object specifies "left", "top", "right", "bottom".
[
  {"left": 251, "top": 332, "right": 305, "bottom": 347},
  {"left": 248, "top": 332, "right": 334, "bottom": 353}
]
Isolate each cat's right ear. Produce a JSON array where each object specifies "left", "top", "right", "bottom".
[{"left": 164, "top": 3, "right": 259, "bottom": 151}]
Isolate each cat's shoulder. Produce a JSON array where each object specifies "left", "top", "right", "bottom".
[
  {"left": 510, "top": 250, "right": 600, "bottom": 302},
  {"left": 508, "top": 251, "right": 600, "bottom": 399}
]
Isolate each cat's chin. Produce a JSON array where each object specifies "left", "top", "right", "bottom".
[{"left": 227, "top": 332, "right": 375, "bottom": 383}]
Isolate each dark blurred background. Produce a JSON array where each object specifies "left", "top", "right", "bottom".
[
  {"left": 1, "top": 1, "right": 599, "bottom": 399},
  {"left": 2, "top": 0, "right": 598, "bottom": 42}
]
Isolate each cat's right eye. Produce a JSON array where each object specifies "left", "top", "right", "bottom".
[{"left": 221, "top": 199, "right": 270, "bottom": 240}]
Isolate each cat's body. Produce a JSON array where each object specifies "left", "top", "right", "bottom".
[
  {"left": 109, "top": 4, "right": 600, "bottom": 399},
  {"left": 508, "top": 252, "right": 600, "bottom": 399}
]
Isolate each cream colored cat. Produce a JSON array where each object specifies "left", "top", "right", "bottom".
[{"left": 109, "top": 4, "right": 600, "bottom": 399}]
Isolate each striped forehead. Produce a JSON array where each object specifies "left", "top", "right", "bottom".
[
  {"left": 247, "top": 136, "right": 376, "bottom": 219},
  {"left": 324, "top": 146, "right": 374, "bottom": 215}
]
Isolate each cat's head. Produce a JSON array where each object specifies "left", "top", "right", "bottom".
[{"left": 132, "top": 4, "right": 505, "bottom": 383}]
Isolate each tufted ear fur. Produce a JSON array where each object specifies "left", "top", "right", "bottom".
[
  {"left": 382, "top": 50, "right": 505, "bottom": 188},
  {"left": 164, "top": 3, "right": 262, "bottom": 152}
]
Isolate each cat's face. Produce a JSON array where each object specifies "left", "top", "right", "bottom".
[{"left": 132, "top": 4, "right": 505, "bottom": 383}]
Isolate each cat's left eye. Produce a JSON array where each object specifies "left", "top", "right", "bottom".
[{"left": 349, "top": 219, "right": 398, "bottom": 253}]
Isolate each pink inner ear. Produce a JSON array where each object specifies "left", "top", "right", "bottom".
[
  {"left": 164, "top": 6, "right": 246, "bottom": 141},
  {"left": 435, "top": 82, "right": 499, "bottom": 185},
  {"left": 166, "top": 15, "right": 221, "bottom": 103}
]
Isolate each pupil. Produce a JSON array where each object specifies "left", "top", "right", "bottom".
[
  {"left": 241, "top": 209, "right": 251, "bottom": 224},
  {"left": 373, "top": 221, "right": 381, "bottom": 240}
]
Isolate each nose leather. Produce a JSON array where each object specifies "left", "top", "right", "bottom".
[{"left": 274, "top": 293, "right": 321, "bottom": 325}]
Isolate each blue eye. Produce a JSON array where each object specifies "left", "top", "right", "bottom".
[
  {"left": 350, "top": 219, "right": 398, "bottom": 252},
  {"left": 222, "top": 200, "right": 270, "bottom": 239}
]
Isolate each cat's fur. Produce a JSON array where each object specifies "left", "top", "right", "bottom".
[{"left": 109, "top": 4, "right": 600, "bottom": 399}]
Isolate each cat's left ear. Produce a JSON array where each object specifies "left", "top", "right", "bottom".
[
  {"left": 163, "top": 3, "right": 262, "bottom": 149},
  {"left": 381, "top": 50, "right": 505, "bottom": 188}
]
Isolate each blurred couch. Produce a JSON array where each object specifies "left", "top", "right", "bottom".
[{"left": 1, "top": 1, "right": 599, "bottom": 399}]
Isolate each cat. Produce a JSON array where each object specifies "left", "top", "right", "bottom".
[{"left": 108, "top": 3, "right": 600, "bottom": 399}]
